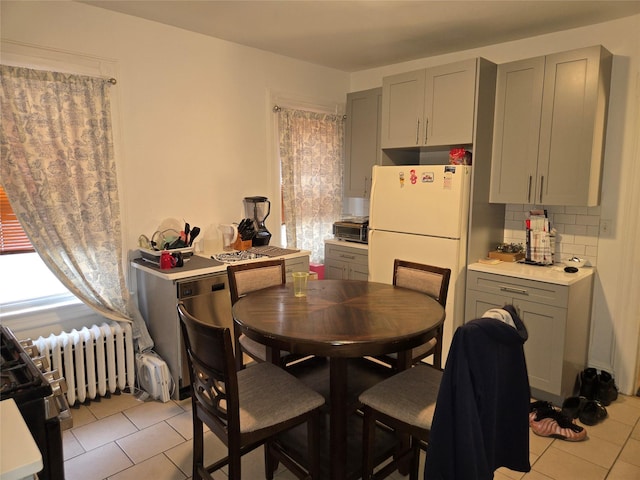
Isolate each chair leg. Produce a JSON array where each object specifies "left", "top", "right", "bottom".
[
  {"left": 409, "top": 437, "right": 420, "bottom": 480},
  {"left": 228, "top": 439, "right": 242, "bottom": 480},
  {"left": 362, "top": 406, "right": 376, "bottom": 480},
  {"left": 264, "top": 441, "right": 275, "bottom": 480},
  {"left": 192, "top": 415, "right": 204, "bottom": 480},
  {"left": 308, "top": 409, "right": 321, "bottom": 479}
]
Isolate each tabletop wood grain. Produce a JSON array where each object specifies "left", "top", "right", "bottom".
[{"left": 232, "top": 279, "right": 445, "bottom": 358}]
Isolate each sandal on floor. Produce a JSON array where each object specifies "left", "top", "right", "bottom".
[{"left": 578, "top": 400, "right": 608, "bottom": 426}]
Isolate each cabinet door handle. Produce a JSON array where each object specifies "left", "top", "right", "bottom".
[
  {"left": 424, "top": 118, "right": 429, "bottom": 144},
  {"left": 363, "top": 176, "right": 368, "bottom": 197},
  {"left": 416, "top": 118, "right": 420, "bottom": 145},
  {"left": 339, "top": 254, "right": 356, "bottom": 260},
  {"left": 527, "top": 176, "right": 532, "bottom": 203},
  {"left": 539, "top": 176, "right": 544, "bottom": 203},
  {"left": 500, "top": 286, "right": 529, "bottom": 296}
]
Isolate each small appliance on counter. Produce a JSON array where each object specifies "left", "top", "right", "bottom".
[
  {"left": 333, "top": 216, "right": 369, "bottom": 243},
  {"left": 244, "top": 196, "right": 271, "bottom": 246}
]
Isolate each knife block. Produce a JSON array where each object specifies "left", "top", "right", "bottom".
[{"left": 233, "top": 237, "right": 252, "bottom": 251}]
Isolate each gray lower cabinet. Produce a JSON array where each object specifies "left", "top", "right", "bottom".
[
  {"left": 324, "top": 242, "right": 368, "bottom": 281},
  {"left": 465, "top": 269, "right": 594, "bottom": 405},
  {"left": 284, "top": 255, "right": 310, "bottom": 281}
]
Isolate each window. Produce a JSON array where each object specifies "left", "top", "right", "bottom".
[
  {"left": 0, "top": 43, "right": 118, "bottom": 318},
  {"left": 0, "top": 185, "right": 34, "bottom": 254},
  {"left": 277, "top": 107, "right": 344, "bottom": 263},
  {"left": 0, "top": 185, "right": 76, "bottom": 314}
]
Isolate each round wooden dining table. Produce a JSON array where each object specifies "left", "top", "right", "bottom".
[{"left": 232, "top": 279, "right": 445, "bottom": 480}]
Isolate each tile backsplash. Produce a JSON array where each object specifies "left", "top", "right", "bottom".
[{"left": 502, "top": 204, "right": 601, "bottom": 267}]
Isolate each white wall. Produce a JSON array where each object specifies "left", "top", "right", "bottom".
[
  {"left": 0, "top": 0, "right": 349, "bottom": 335},
  {"left": 351, "top": 15, "right": 640, "bottom": 395},
  {"left": 1, "top": 1, "right": 349, "bottom": 253}
]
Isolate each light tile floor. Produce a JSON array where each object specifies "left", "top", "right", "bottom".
[{"left": 63, "top": 391, "right": 640, "bottom": 480}]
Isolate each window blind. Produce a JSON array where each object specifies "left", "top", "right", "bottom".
[{"left": 0, "top": 185, "right": 35, "bottom": 254}]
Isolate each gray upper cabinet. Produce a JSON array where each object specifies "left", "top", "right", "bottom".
[
  {"left": 380, "top": 58, "right": 477, "bottom": 148},
  {"left": 344, "top": 87, "right": 382, "bottom": 198},
  {"left": 490, "top": 45, "right": 612, "bottom": 206}
]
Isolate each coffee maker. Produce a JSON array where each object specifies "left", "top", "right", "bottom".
[{"left": 243, "top": 196, "right": 271, "bottom": 246}]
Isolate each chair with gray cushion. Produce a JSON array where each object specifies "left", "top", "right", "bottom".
[
  {"left": 360, "top": 306, "right": 531, "bottom": 480},
  {"left": 227, "top": 259, "right": 290, "bottom": 370},
  {"left": 375, "top": 260, "right": 451, "bottom": 370},
  {"left": 177, "top": 301, "right": 324, "bottom": 480},
  {"left": 359, "top": 364, "right": 442, "bottom": 480}
]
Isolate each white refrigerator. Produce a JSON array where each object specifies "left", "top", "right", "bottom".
[{"left": 368, "top": 164, "right": 472, "bottom": 361}]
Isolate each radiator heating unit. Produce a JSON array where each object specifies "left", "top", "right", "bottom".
[{"left": 33, "top": 322, "right": 135, "bottom": 406}]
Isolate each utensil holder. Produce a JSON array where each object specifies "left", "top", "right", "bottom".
[{"left": 233, "top": 237, "right": 252, "bottom": 251}]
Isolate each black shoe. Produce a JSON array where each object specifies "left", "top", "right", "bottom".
[
  {"left": 578, "top": 367, "right": 598, "bottom": 399},
  {"left": 596, "top": 370, "right": 618, "bottom": 406},
  {"left": 530, "top": 400, "right": 555, "bottom": 416},
  {"left": 561, "top": 396, "right": 587, "bottom": 419},
  {"left": 578, "top": 399, "right": 608, "bottom": 426}
]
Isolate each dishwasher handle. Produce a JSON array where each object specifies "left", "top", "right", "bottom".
[{"left": 178, "top": 275, "right": 228, "bottom": 300}]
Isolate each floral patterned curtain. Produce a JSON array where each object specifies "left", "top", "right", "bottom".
[
  {"left": 278, "top": 108, "right": 344, "bottom": 263},
  {"left": 0, "top": 65, "right": 153, "bottom": 352}
]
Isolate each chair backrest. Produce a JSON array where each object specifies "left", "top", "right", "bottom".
[
  {"left": 177, "top": 302, "right": 241, "bottom": 438},
  {"left": 227, "top": 259, "right": 286, "bottom": 305},
  {"left": 393, "top": 259, "right": 451, "bottom": 308}
]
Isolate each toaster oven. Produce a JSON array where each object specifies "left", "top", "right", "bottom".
[{"left": 332, "top": 217, "right": 369, "bottom": 244}]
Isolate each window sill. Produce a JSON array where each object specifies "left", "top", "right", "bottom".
[
  {"left": 0, "top": 293, "right": 82, "bottom": 320},
  {"left": 0, "top": 295, "right": 104, "bottom": 340}
]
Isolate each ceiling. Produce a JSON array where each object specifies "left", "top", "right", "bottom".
[{"left": 81, "top": 0, "right": 640, "bottom": 72}]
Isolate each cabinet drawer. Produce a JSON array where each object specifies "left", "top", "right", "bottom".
[
  {"left": 466, "top": 270, "right": 567, "bottom": 308},
  {"left": 284, "top": 256, "right": 310, "bottom": 281},
  {"left": 325, "top": 243, "right": 368, "bottom": 267}
]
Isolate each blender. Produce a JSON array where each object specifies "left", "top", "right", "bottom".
[{"left": 243, "top": 196, "right": 271, "bottom": 246}]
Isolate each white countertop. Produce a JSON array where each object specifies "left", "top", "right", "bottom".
[
  {"left": 131, "top": 249, "right": 310, "bottom": 281},
  {"left": 324, "top": 238, "right": 369, "bottom": 250},
  {"left": 0, "top": 399, "right": 42, "bottom": 480},
  {"left": 467, "top": 261, "right": 595, "bottom": 286}
]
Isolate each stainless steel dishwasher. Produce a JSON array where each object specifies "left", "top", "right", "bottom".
[
  {"left": 177, "top": 273, "right": 233, "bottom": 397},
  {"left": 135, "top": 257, "right": 233, "bottom": 399}
]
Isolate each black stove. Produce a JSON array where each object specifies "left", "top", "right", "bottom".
[{"left": 1, "top": 325, "right": 64, "bottom": 479}]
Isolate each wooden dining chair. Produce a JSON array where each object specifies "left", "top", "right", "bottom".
[
  {"left": 177, "top": 302, "right": 325, "bottom": 480},
  {"left": 359, "top": 363, "right": 442, "bottom": 480},
  {"left": 359, "top": 306, "right": 531, "bottom": 480},
  {"left": 227, "top": 259, "right": 289, "bottom": 370},
  {"left": 375, "top": 259, "right": 451, "bottom": 370}
]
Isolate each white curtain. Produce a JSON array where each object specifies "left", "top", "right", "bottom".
[
  {"left": 0, "top": 65, "right": 153, "bottom": 352},
  {"left": 278, "top": 108, "right": 344, "bottom": 263}
]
